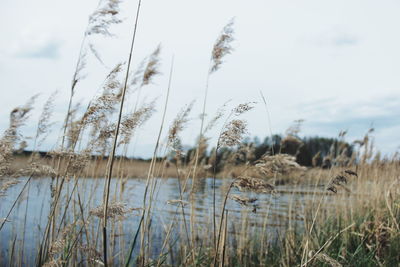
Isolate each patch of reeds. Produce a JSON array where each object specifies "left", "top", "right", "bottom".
[{"left": 0, "top": 2, "right": 399, "bottom": 266}]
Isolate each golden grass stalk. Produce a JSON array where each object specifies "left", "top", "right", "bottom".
[
  {"left": 131, "top": 57, "right": 174, "bottom": 267},
  {"left": 191, "top": 18, "right": 236, "bottom": 193},
  {"left": 102, "top": 1, "right": 143, "bottom": 265}
]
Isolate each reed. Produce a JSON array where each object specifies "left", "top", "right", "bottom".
[{"left": 1, "top": 3, "right": 399, "bottom": 267}]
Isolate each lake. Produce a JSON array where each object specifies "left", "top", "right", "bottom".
[{"left": 0, "top": 177, "right": 326, "bottom": 265}]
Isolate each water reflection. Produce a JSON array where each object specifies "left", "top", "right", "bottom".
[{"left": 0, "top": 177, "right": 321, "bottom": 264}]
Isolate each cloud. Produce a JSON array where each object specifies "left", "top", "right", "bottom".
[
  {"left": 300, "top": 93, "right": 399, "bottom": 119},
  {"left": 315, "top": 27, "right": 359, "bottom": 47},
  {"left": 16, "top": 40, "right": 62, "bottom": 59},
  {"left": 12, "top": 31, "right": 63, "bottom": 59},
  {"left": 294, "top": 94, "right": 400, "bottom": 153}
]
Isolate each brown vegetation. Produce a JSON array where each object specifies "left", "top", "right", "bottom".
[{"left": 0, "top": 2, "right": 399, "bottom": 266}]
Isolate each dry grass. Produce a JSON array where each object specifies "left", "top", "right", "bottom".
[
  {"left": 9, "top": 154, "right": 180, "bottom": 178},
  {"left": 0, "top": 5, "right": 399, "bottom": 266}
]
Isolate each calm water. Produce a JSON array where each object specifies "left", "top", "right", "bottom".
[{"left": 0, "top": 177, "right": 324, "bottom": 265}]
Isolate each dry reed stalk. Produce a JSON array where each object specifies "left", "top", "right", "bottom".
[
  {"left": 101, "top": 1, "right": 142, "bottom": 265},
  {"left": 33, "top": 91, "right": 58, "bottom": 150},
  {"left": 164, "top": 102, "right": 197, "bottom": 261},
  {"left": 0, "top": 176, "right": 33, "bottom": 232},
  {"left": 39, "top": 127, "right": 96, "bottom": 264},
  {"left": 156, "top": 211, "right": 179, "bottom": 267},
  {"left": 125, "top": 57, "right": 174, "bottom": 267},
  {"left": 220, "top": 209, "right": 228, "bottom": 267},
  {"left": 0, "top": 98, "right": 38, "bottom": 234},
  {"left": 40, "top": 1, "right": 124, "bottom": 260},
  {"left": 143, "top": 90, "right": 196, "bottom": 263},
  {"left": 260, "top": 91, "right": 275, "bottom": 156},
  {"left": 301, "top": 223, "right": 355, "bottom": 267},
  {"left": 191, "top": 18, "right": 235, "bottom": 193},
  {"left": 20, "top": 178, "right": 32, "bottom": 264},
  {"left": 0, "top": 96, "right": 37, "bottom": 177},
  {"left": 209, "top": 102, "right": 254, "bottom": 258},
  {"left": 300, "top": 164, "right": 340, "bottom": 266}
]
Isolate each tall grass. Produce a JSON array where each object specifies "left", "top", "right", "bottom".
[{"left": 0, "top": 1, "right": 399, "bottom": 266}]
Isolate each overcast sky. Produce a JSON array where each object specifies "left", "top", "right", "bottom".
[{"left": 1, "top": 0, "right": 400, "bottom": 158}]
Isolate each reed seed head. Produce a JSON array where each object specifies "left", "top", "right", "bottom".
[
  {"left": 118, "top": 100, "right": 156, "bottom": 146},
  {"left": 255, "top": 153, "right": 306, "bottom": 176},
  {"left": 90, "top": 202, "right": 137, "bottom": 220},
  {"left": 210, "top": 18, "right": 235, "bottom": 74},
  {"left": 219, "top": 119, "right": 247, "bottom": 148},
  {"left": 233, "top": 176, "right": 275, "bottom": 193},
  {"left": 87, "top": 0, "right": 123, "bottom": 37},
  {"left": 168, "top": 101, "right": 195, "bottom": 155},
  {"left": 142, "top": 45, "right": 161, "bottom": 86}
]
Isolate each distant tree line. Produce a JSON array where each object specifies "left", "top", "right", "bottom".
[{"left": 176, "top": 134, "right": 355, "bottom": 171}]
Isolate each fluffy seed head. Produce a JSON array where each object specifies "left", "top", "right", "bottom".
[
  {"left": 86, "top": 0, "right": 123, "bottom": 37},
  {"left": 168, "top": 101, "right": 195, "bottom": 155},
  {"left": 210, "top": 18, "right": 235, "bottom": 73},
  {"left": 219, "top": 119, "right": 247, "bottom": 147},
  {"left": 233, "top": 176, "right": 275, "bottom": 193},
  {"left": 118, "top": 100, "right": 156, "bottom": 146},
  {"left": 90, "top": 202, "right": 138, "bottom": 220},
  {"left": 142, "top": 45, "right": 161, "bottom": 86},
  {"left": 255, "top": 154, "right": 306, "bottom": 176},
  {"left": 233, "top": 102, "right": 255, "bottom": 116}
]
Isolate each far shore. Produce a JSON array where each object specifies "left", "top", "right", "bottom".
[{"left": 9, "top": 151, "right": 337, "bottom": 186}]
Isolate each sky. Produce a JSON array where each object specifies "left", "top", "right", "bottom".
[{"left": 0, "top": 0, "right": 400, "bottom": 158}]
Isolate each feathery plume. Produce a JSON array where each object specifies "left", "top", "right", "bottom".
[
  {"left": 89, "top": 43, "right": 105, "bottom": 66},
  {"left": 255, "top": 154, "right": 306, "bottom": 177},
  {"left": 229, "top": 194, "right": 258, "bottom": 206},
  {"left": 233, "top": 176, "right": 275, "bottom": 193},
  {"left": 142, "top": 45, "right": 162, "bottom": 86},
  {"left": 210, "top": 18, "right": 235, "bottom": 73},
  {"left": 118, "top": 100, "right": 156, "bottom": 146},
  {"left": 219, "top": 119, "right": 247, "bottom": 147},
  {"left": 285, "top": 119, "right": 304, "bottom": 137},
  {"left": 233, "top": 102, "right": 255, "bottom": 116},
  {"left": 16, "top": 163, "right": 58, "bottom": 178},
  {"left": 86, "top": 0, "right": 123, "bottom": 37},
  {"left": 90, "top": 202, "right": 139, "bottom": 220},
  {"left": 0, "top": 179, "right": 20, "bottom": 193},
  {"left": 71, "top": 51, "right": 87, "bottom": 94},
  {"left": 0, "top": 96, "right": 37, "bottom": 176},
  {"left": 204, "top": 102, "right": 229, "bottom": 134},
  {"left": 326, "top": 170, "right": 356, "bottom": 194},
  {"left": 36, "top": 91, "right": 58, "bottom": 147},
  {"left": 81, "top": 63, "right": 124, "bottom": 126},
  {"left": 129, "top": 58, "right": 146, "bottom": 89},
  {"left": 168, "top": 101, "right": 195, "bottom": 154},
  {"left": 94, "top": 122, "right": 116, "bottom": 153}
]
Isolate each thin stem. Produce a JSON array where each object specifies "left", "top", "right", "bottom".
[
  {"left": 102, "top": 1, "right": 142, "bottom": 265},
  {"left": 139, "top": 56, "right": 174, "bottom": 265},
  {"left": 191, "top": 60, "right": 212, "bottom": 193},
  {"left": 213, "top": 180, "right": 235, "bottom": 266},
  {"left": 259, "top": 91, "right": 275, "bottom": 155},
  {"left": 125, "top": 56, "right": 174, "bottom": 267}
]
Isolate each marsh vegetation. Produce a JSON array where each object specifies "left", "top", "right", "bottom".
[{"left": 0, "top": 1, "right": 399, "bottom": 266}]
